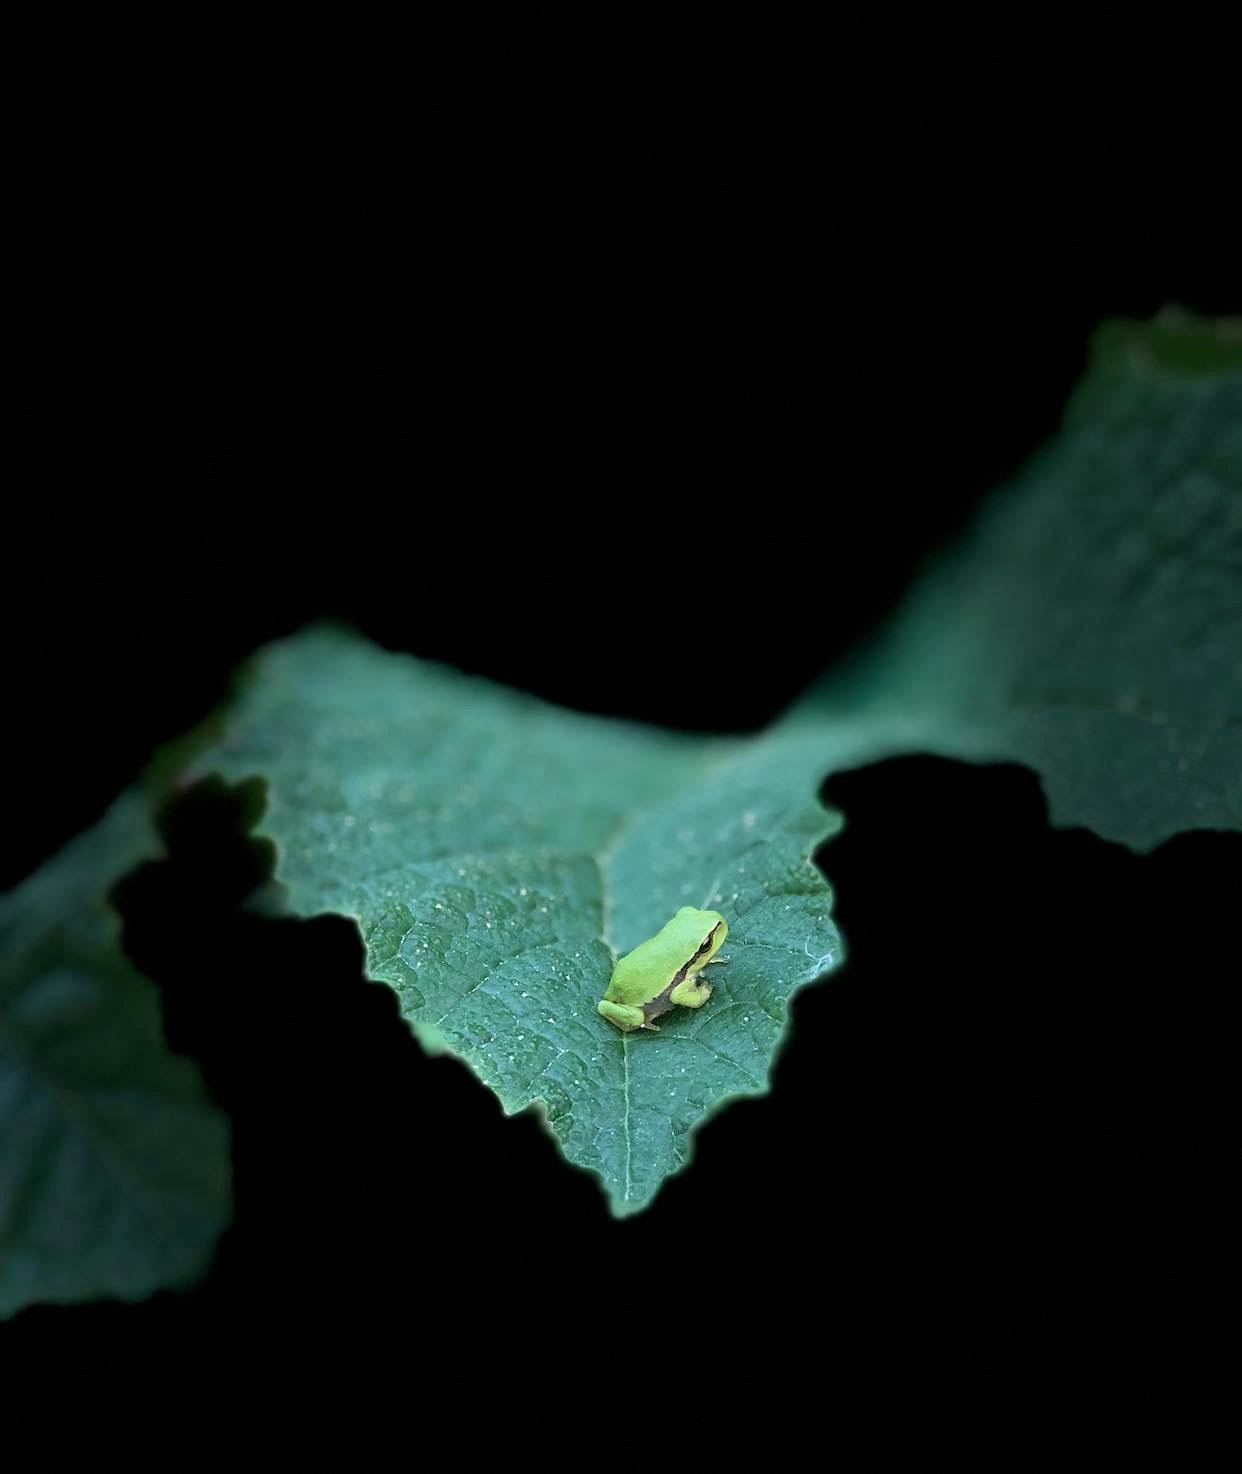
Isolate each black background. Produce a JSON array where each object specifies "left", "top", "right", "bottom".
[{"left": 6, "top": 57, "right": 1238, "bottom": 1440}]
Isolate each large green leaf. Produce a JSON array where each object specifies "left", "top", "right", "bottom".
[
  {"left": 792, "top": 309, "right": 1242, "bottom": 851},
  {"left": 0, "top": 795, "right": 231, "bottom": 1316},
  {"left": 198, "top": 632, "right": 842, "bottom": 1214}
]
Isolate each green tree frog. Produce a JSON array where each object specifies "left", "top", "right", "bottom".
[{"left": 597, "top": 907, "right": 729, "bottom": 1032}]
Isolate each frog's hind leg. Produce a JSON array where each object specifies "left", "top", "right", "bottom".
[{"left": 598, "top": 999, "right": 645, "bottom": 1031}]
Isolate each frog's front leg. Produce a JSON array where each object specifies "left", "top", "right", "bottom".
[
  {"left": 668, "top": 975, "right": 713, "bottom": 1009},
  {"left": 707, "top": 954, "right": 729, "bottom": 966}
]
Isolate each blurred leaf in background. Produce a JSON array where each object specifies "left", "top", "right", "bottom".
[{"left": 0, "top": 794, "right": 231, "bottom": 1316}]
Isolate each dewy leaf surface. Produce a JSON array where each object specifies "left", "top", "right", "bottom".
[
  {"left": 198, "top": 631, "right": 842, "bottom": 1214},
  {"left": 792, "top": 310, "right": 1242, "bottom": 850},
  {"left": 0, "top": 795, "right": 231, "bottom": 1316}
]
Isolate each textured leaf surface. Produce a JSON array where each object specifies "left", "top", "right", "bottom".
[
  {"left": 199, "top": 631, "right": 842, "bottom": 1213},
  {"left": 795, "top": 310, "right": 1242, "bottom": 850},
  {"left": 0, "top": 796, "right": 231, "bottom": 1316}
]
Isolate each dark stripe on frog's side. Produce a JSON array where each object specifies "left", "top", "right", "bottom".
[{"left": 640, "top": 923, "right": 721, "bottom": 1025}]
